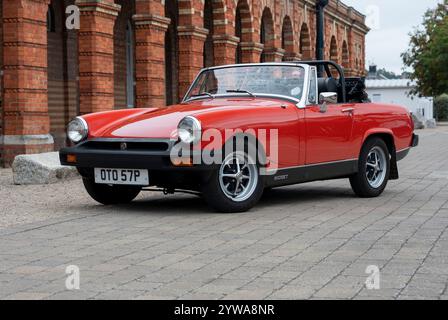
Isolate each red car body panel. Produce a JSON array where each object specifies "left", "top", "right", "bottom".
[
  {"left": 82, "top": 99, "right": 412, "bottom": 170},
  {"left": 353, "top": 103, "right": 414, "bottom": 153},
  {"left": 59, "top": 61, "right": 420, "bottom": 213},
  {"left": 191, "top": 98, "right": 303, "bottom": 168},
  {"left": 80, "top": 98, "right": 414, "bottom": 171},
  {"left": 305, "top": 102, "right": 414, "bottom": 164},
  {"left": 305, "top": 103, "right": 356, "bottom": 164}
]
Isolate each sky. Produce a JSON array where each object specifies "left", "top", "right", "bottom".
[{"left": 342, "top": 0, "right": 443, "bottom": 74}]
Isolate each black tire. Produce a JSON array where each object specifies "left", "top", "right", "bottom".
[
  {"left": 201, "top": 146, "right": 264, "bottom": 213},
  {"left": 82, "top": 178, "right": 141, "bottom": 205},
  {"left": 350, "top": 138, "right": 390, "bottom": 198}
]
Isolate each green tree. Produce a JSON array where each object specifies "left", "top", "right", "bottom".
[
  {"left": 434, "top": 94, "right": 448, "bottom": 121},
  {"left": 402, "top": 1, "right": 448, "bottom": 97}
]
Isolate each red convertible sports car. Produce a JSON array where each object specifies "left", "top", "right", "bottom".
[{"left": 60, "top": 61, "right": 418, "bottom": 213}]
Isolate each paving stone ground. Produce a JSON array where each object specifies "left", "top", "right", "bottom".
[{"left": 1, "top": 128, "right": 448, "bottom": 300}]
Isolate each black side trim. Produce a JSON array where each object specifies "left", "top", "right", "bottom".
[{"left": 265, "top": 160, "right": 358, "bottom": 188}]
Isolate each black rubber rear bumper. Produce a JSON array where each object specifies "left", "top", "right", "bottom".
[
  {"left": 411, "top": 133, "right": 419, "bottom": 147},
  {"left": 396, "top": 134, "right": 419, "bottom": 162}
]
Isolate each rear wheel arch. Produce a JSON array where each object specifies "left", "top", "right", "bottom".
[
  {"left": 361, "top": 132, "right": 396, "bottom": 158},
  {"left": 350, "top": 137, "right": 391, "bottom": 198},
  {"left": 361, "top": 132, "right": 399, "bottom": 180}
]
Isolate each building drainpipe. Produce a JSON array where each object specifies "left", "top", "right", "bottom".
[{"left": 316, "top": 0, "right": 328, "bottom": 76}]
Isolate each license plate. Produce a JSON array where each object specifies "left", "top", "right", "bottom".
[{"left": 94, "top": 168, "right": 149, "bottom": 186}]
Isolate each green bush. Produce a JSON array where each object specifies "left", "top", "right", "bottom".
[{"left": 434, "top": 94, "right": 448, "bottom": 121}]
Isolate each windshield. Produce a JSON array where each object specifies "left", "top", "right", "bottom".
[{"left": 185, "top": 65, "right": 305, "bottom": 102}]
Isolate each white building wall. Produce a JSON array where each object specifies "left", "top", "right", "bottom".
[{"left": 366, "top": 87, "right": 434, "bottom": 120}]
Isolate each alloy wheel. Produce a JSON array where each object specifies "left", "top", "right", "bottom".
[
  {"left": 366, "top": 146, "right": 387, "bottom": 188},
  {"left": 219, "top": 152, "right": 258, "bottom": 202}
]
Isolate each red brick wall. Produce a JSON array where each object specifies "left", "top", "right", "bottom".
[
  {"left": 0, "top": 0, "right": 3, "bottom": 166},
  {"left": 114, "top": 0, "right": 135, "bottom": 110},
  {"left": 1, "top": 0, "right": 54, "bottom": 166},
  {"left": 164, "top": 0, "right": 179, "bottom": 105},
  {"left": 77, "top": 0, "right": 120, "bottom": 115},
  {"left": 47, "top": 0, "right": 79, "bottom": 150},
  {"left": 161, "top": 0, "right": 368, "bottom": 99}
]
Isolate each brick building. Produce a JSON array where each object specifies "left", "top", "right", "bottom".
[{"left": 0, "top": 0, "right": 368, "bottom": 167}]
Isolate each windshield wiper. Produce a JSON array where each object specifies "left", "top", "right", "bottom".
[
  {"left": 226, "top": 89, "right": 255, "bottom": 97},
  {"left": 190, "top": 92, "right": 214, "bottom": 99}
]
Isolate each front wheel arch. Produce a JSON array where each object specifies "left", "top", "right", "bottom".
[
  {"left": 222, "top": 133, "right": 268, "bottom": 168},
  {"left": 201, "top": 137, "right": 266, "bottom": 213}
]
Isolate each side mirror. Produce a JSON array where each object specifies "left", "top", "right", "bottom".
[{"left": 318, "top": 92, "right": 338, "bottom": 113}]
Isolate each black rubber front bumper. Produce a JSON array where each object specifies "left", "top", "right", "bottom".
[{"left": 60, "top": 148, "right": 171, "bottom": 170}]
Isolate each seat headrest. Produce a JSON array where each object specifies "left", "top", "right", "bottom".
[{"left": 317, "top": 77, "right": 338, "bottom": 94}]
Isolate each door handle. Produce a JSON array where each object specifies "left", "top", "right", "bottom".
[{"left": 342, "top": 108, "right": 355, "bottom": 113}]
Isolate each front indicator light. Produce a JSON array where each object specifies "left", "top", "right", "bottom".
[
  {"left": 67, "top": 154, "right": 77, "bottom": 163},
  {"left": 171, "top": 157, "right": 194, "bottom": 167}
]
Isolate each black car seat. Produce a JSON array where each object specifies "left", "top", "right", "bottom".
[
  {"left": 317, "top": 77, "right": 343, "bottom": 103},
  {"left": 317, "top": 77, "right": 338, "bottom": 95}
]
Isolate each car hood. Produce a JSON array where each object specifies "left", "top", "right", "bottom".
[{"left": 93, "top": 98, "right": 291, "bottom": 139}]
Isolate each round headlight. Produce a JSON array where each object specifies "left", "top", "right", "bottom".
[
  {"left": 178, "top": 116, "right": 202, "bottom": 144},
  {"left": 67, "top": 117, "right": 88, "bottom": 144}
]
